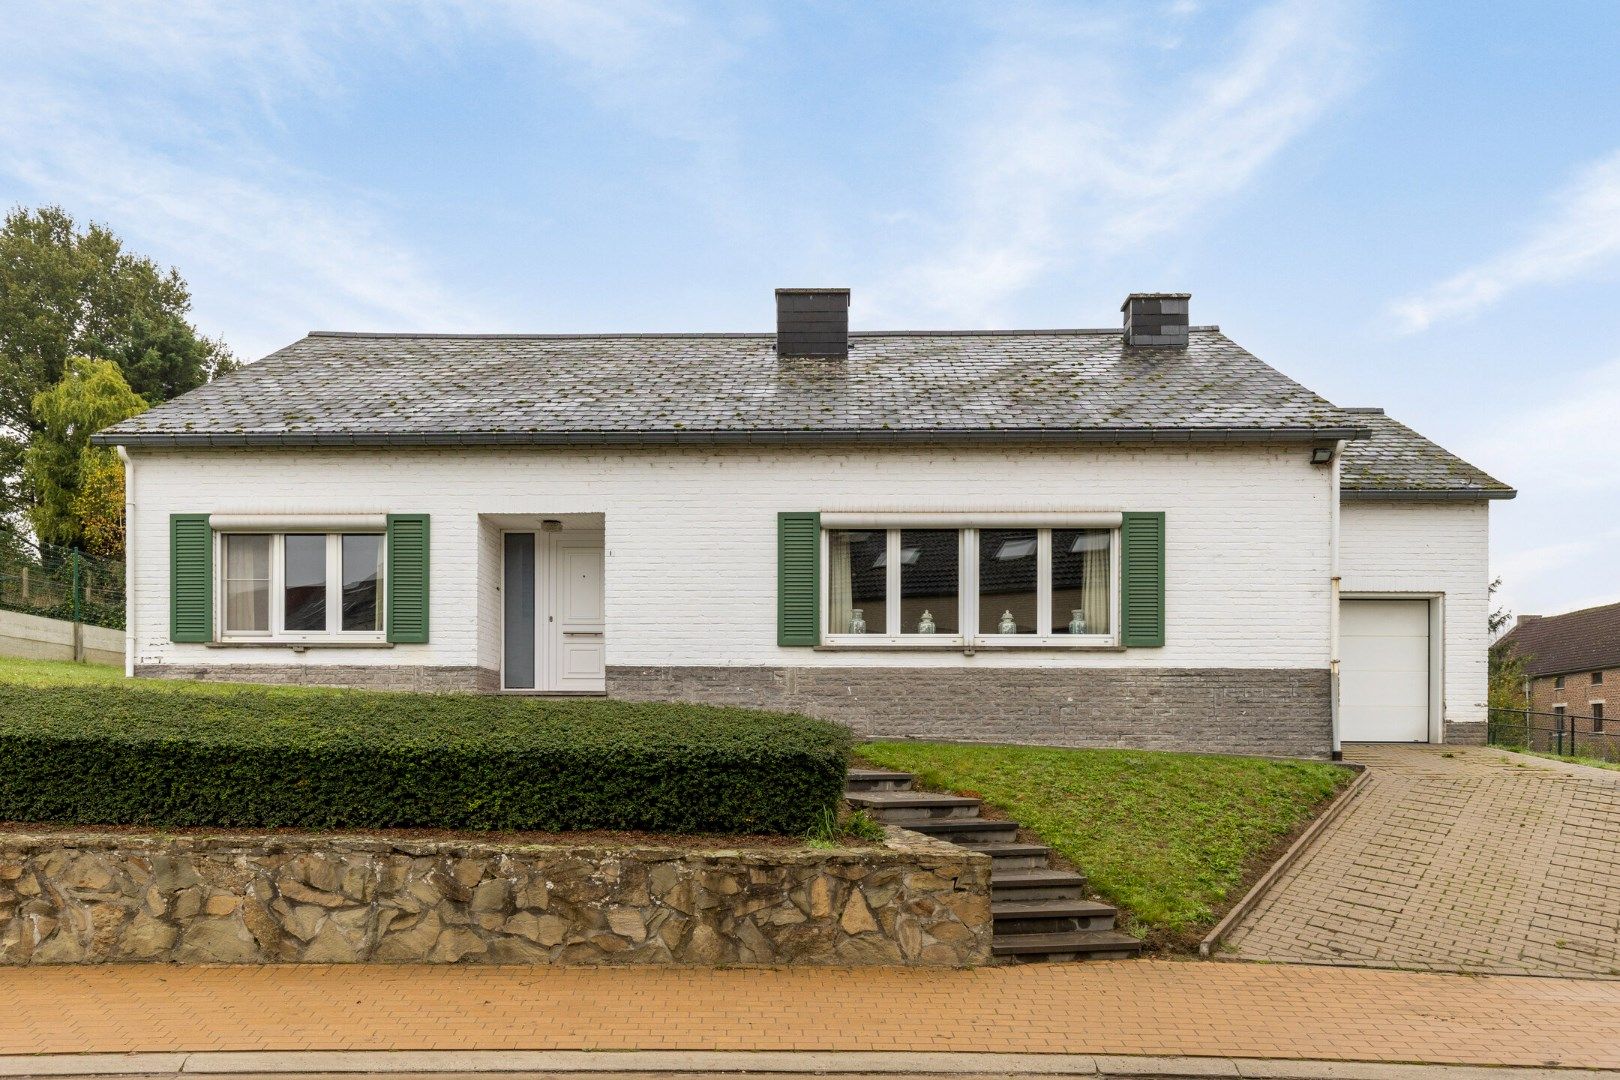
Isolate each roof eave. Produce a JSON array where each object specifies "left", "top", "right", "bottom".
[
  {"left": 1341, "top": 487, "right": 1517, "bottom": 502},
  {"left": 93, "top": 425, "right": 1372, "bottom": 450}
]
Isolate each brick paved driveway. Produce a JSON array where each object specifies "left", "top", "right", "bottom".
[{"left": 1225, "top": 744, "right": 1620, "bottom": 976}]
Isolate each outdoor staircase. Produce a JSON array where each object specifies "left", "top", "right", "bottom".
[{"left": 845, "top": 768, "right": 1143, "bottom": 963}]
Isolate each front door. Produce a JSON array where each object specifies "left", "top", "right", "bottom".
[{"left": 502, "top": 530, "right": 605, "bottom": 692}]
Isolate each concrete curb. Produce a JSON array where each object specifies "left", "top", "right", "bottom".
[
  {"left": 1198, "top": 764, "right": 1371, "bottom": 958},
  {"left": 0, "top": 1051, "right": 1612, "bottom": 1079}
]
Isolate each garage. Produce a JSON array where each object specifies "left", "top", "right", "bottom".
[{"left": 1340, "top": 599, "right": 1432, "bottom": 742}]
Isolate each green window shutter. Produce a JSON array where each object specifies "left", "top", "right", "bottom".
[
  {"left": 1120, "top": 511, "right": 1166, "bottom": 648},
  {"left": 777, "top": 511, "right": 820, "bottom": 647},
  {"left": 170, "top": 514, "right": 213, "bottom": 643},
  {"left": 386, "top": 514, "right": 431, "bottom": 643}
]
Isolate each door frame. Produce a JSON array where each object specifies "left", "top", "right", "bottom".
[
  {"left": 499, "top": 527, "right": 607, "bottom": 695},
  {"left": 1338, "top": 592, "right": 1444, "bottom": 744}
]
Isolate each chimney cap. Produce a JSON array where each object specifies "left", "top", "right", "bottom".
[{"left": 1120, "top": 292, "right": 1190, "bottom": 311}]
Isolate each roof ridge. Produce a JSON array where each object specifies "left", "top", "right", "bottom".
[
  {"left": 303, "top": 326, "right": 1225, "bottom": 341},
  {"left": 1518, "top": 598, "right": 1620, "bottom": 623}
]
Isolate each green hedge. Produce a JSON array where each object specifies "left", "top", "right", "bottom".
[{"left": 0, "top": 684, "right": 851, "bottom": 835}]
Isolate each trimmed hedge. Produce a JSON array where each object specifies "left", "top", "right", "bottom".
[{"left": 0, "top": 684, "right": 852, "bottom": 835}]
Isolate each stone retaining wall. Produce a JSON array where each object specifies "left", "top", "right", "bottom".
[{"left": 0, "top": 827, "right": 991, "bottom": 967}]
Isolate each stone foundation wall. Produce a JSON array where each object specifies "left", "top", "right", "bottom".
[
  {"left": 611, "top": 665, "right": 1333, "bottom": 759},
  {"left": 0, "top": 828, "right": 990, "bottom": 967},
  {"left": 133, "top": 663, "right": 499, "bottom": 694},
  {"left": 1444, "top": 720, "right": 1488, "bottom": 746}
]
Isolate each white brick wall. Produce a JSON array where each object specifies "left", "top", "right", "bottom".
[
  {"left": 1339, "top": 499, "right": 1492, "bottom": 729},
  {"left": 125, "top": 442, "right": 1335, "bottom": 674}
]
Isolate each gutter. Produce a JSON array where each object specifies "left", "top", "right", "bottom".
[
  {"left": 116, "top": 446, "right": 135, "bottom": 679},
  {"left": 92, "top": 425, "right": 1374, "bottom": 450},
  {"left": 1341, "top": 487, "right": 1516, "bottom": 501}
]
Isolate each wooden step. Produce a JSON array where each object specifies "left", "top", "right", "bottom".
[
  {"left": 903, "top": 819, "right": 1019, "bottom": 844},
  {"left": 993, "top": 898, "right": 1117, "bottom": 934},
  {"left": 845, "top": 769, "right": 915, "bottom": 793},
  {"left": 960, "top": 841, "right": 1051, "bottom": 871},
  {"left": 990, "top": 868, "right": 1088, "bottom": 902},
  {"left": 992, "top": 929, "right": 1143, "bottom": 962},
  {"left": 845, "top": 790, "right": 982, "bottom": 824}
]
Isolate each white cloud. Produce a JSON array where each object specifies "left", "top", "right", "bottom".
[
  {"left": 1391, "top": 149, "right": 1620, "bottom": 333},
  {"left": 871, "top": 0, "right": 1366, "bottom": 325},
  {"left": 0, "top": 0, "right": 743, "bottom": 359}
]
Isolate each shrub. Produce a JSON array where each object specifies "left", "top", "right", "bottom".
[{"left": 0, "top": 684, "right": 851, "bottom": 835}]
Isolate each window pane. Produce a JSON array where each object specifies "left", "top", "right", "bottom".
[
  {"left": 224, "top": 534, "right": 270, "bottom": 633},
  {"left": 900, "top": 529, "right": 957, "bottom": 634},
  {"left": 979, "top": 529, "right": 1037, "bottom": 635},
  {"left": 1052, "top": 528, "right": 1111, "bottom": 635},
  {"left": 284, "top": 534, "right": 327, "bottom": 632},
  {"left": 828, "top": 530, "right": 886, "bottom": 634},
  {"left": 341, "top": 534, "right": 383, "bottom": 632}
]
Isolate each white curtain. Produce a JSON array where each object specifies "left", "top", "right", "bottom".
[
  {"left": 1084, "top": 543, "right": 1110, "bottom": 634},
  {"left": 828, "top": 534, "right": 854, "bottom": 633}
]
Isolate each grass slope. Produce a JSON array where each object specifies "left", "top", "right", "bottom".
[{"left": 858, "top": 741, "right": 1351, "bottom": 940}]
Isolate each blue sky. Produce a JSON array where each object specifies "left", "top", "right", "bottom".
[{"left": 3, "top": 1, "right": 1616, "bottom": 620}]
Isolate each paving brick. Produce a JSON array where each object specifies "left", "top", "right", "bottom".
[{"left": 1226, "top": 745, "right": 1620, "bottom": 976}]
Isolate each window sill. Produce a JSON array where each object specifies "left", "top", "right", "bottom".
[
  {"left": 205, "top": 641, "right": 396, "bottom": 651},
  {"left": 814, "top": 642, "right": 1126, "bottom": 653}
]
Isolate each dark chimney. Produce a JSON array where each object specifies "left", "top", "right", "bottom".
[
  {"left": 776, "top": 288, "right": 850, "bottom": 358},
  {"left": 1122, "top": 292, "right": 1190, "bottom": 347}
]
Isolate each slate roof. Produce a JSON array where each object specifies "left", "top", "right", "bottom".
[
  {"left": 1498, "top": 603, "right": 1620, "bottom": 678},
  {"left": 92, "top": 325, "right": 1509, "bottom": 499},
  {"left": 96, "top": 328, "right": 1371, "bottom": 448},
  {"left": 1338, "top": 409, "right": 1514, "bottom": 500}
]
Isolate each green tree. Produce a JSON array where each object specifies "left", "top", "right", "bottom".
[
  {"left": 72, "top": 448, "right": 127, "bottom": 559},
  {"left": 22, "top": 358, "right": 146, "bottom": 548},
  {"left": 0, "top": 205, "right": 234, "bottom": 518}
]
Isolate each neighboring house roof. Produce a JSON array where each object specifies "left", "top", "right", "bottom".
[
  {"left": 1498, "top": 602, "right": 1620, "bottom": 678},
  {"left": 1338, "top": 408, "right": 1514, "bottom": 501},
  {"left": 95, "top": 327, "right": 1372, "bottom": 449}
]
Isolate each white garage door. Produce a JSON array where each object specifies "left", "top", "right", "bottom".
[{"left": 1340, "top": 599, "right": 1431, "bottom": 742}]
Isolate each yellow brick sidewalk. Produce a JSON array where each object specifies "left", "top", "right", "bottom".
[{"left": 2, "top": 961, "right": 1618, "bottom": 1068}]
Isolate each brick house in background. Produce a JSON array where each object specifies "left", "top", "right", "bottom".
[{"left": 1497, "top": 602, "right": 1620, "bottom": 736}]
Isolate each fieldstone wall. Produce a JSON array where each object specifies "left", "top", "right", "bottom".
[
  {"left": 610, "top": 665, "right": 1334, "bottom": 759},
  {"left": 0, "top": 827, "right": 990, "bottom": 967}
]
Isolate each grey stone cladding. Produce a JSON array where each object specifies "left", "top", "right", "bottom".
[
  {"left": 609, "top": 665, "right": 1333, "bottom": 759},
  {"left": 133, "top": 663, "right": 499, "bottom": 694}
]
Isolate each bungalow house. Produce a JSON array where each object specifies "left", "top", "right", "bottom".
[{"left": 93, "top": 290, "right": 1514, "bottom": 759}]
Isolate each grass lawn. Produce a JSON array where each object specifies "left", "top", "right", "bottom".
[
  {"left": 1493, "top": 745, "right": 1620, "bottom": 772},
  {"left": 857, "top": 740, "right": 1352, "bottom": 944},
  {"left": 0, "top": 655, "right": 350, "bottom": 694}
]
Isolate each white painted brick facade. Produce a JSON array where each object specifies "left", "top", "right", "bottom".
[
  {"left": 125, "top": 443, "right": 1335, "bottom": 675},
  {"left": 1339, "top": 500, "right": 1492, "bottom": 729}
]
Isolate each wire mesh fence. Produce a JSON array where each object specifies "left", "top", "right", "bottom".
[
  {"left": 1489, "top": 706, "right": 1620, "bottom": 764},
  {"left": 0, "top": 531, "right": 125, "bottom": 630}
]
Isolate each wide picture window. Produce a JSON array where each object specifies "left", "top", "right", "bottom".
[
  {"left": 220, "top": 533, "right": 384, "bottom": 639},
  {"left": 825, "top": 525, "right": 1115, "bottom": 645}
]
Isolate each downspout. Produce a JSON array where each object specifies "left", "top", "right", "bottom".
[
  {"left": 1329, "top": 439, "right": 1346, "bottom": 761},
  {"left": 117, "top": 446, "right": 135, "bottom": 679}
]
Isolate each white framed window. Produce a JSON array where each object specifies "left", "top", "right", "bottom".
[
  {"left": 218, "top": 532, "right": 386, "bottom": 641},
  {"left": 821, "top": 520, "right": 1119, "bottom": 648}
]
